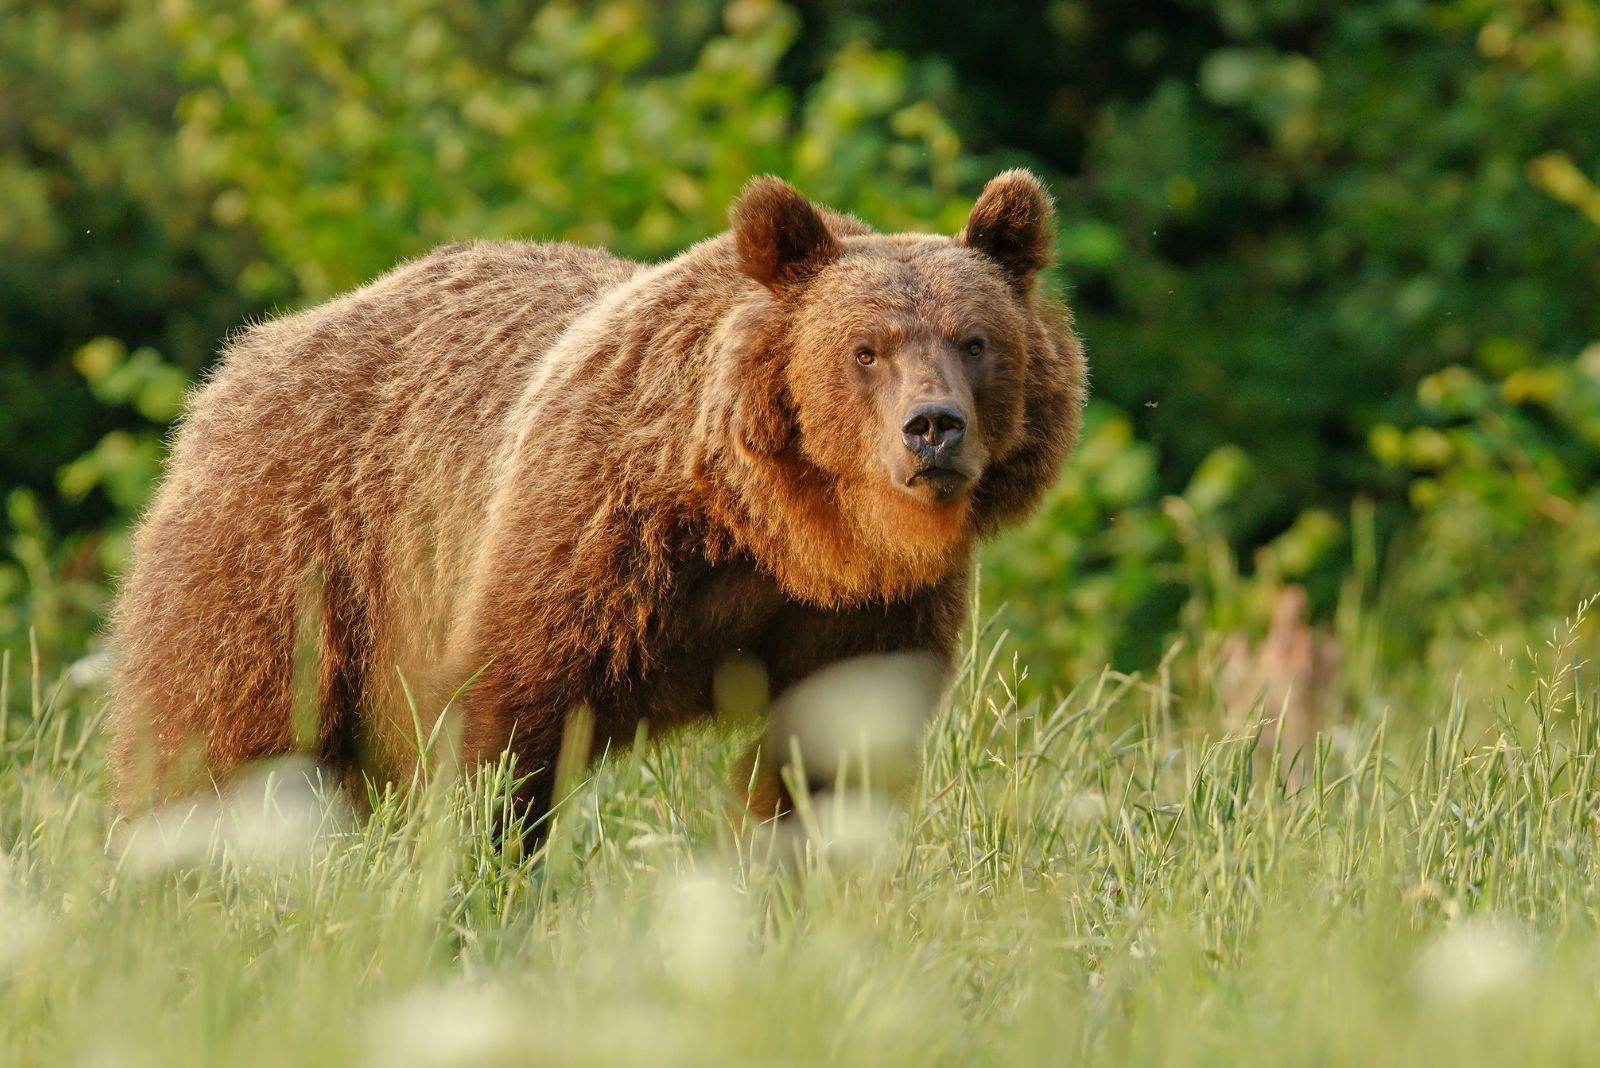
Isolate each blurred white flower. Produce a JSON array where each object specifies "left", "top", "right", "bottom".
[
  {"left": 65, "top": 649, "right": 113, "bottom": 688},
  {"left": 808, "top": 791, "right": 900, "bottom": 870},
  {"left": 0, "top": 850, "right": 48, "bottom": 974},
  {"left": 769, "top": 652, "right": 940, "bottom": 797},
  {"left": 118, "top": 756, "right": 346, "bottom": 875},
  {"left": 655, "top": 874, "right": 749, "bottom": 995},
  {"left": 365, "top": 982, "right": 522, "bottom": 1068},
  {"left": 1413, "top": 917, "right": 1535, "bottom": 1007},
  {"left": 625, "top": 832, "right": 686, "bottom": 853},
  {"left": 1067, "top": 790, "right": 1108, "bottom": 825}
]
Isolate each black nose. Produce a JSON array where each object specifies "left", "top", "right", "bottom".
[{"left": 901, "top": 403, "right": 967, "bottom": 457}]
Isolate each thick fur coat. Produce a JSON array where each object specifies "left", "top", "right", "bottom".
[{"left": 110, "top": 172, "right": 1087, "bottom": 825}]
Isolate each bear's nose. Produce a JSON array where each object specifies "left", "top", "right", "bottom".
[{"left": 901, "top": 403, "right": 967, "bottom": 459}]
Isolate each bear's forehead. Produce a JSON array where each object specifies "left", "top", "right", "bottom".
[
  {"left": 840, "top": 232, "right": 961, "bottom": 260},
  {"left": 837, "top": 235, "right": 1001, "bottom": 280},
  {"left": 816, "top": 236, "right": 1013, "bottom": 320}
]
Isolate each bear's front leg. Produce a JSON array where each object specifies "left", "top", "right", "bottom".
[
  {"left": 448, "top": 642, "right": 596, "bottom": 847},
  {"left": 736, "top": 573, "right": 968, "bottom": 825},
  {"left": 734, "top": 651, "right": 949, "bottom": 826}
]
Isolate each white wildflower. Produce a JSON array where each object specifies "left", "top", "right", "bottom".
[
  {"left": 119, "top": 756, "right": 346, "bottom": 874},
  {"left": 655, "top": 874, "right": 749, "bottom": 996},
  {"left": 1414, "top": 916, "right": 1535, "bottom": 1007},
  {"left": 0, "top": 850, "right": 48, "bottom": 973},
  {"left": 365, "top": 982, "right": 522, "bottom": 1068}
]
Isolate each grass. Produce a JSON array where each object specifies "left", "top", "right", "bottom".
[{"left": 4, "top": 599, "right": 1600, "bottom": 1067}]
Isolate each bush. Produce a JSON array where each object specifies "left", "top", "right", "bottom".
[
  {"left": 4, "top": 0, "right": 1599, "bottom": 687},
  {"left": 1372, "top": 336, "right": 1600, "bottom": 680}
]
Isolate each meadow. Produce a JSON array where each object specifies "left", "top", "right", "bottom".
[{"left": 4, "top": 591, "right": 1599, "bottom": 1067}]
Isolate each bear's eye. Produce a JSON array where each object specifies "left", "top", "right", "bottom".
[
  {"left": 964, "top": 338, "right": 986, "bottom": 358},
  {"left": 854, "top": 347, "right": 877, "bottom": 367}
]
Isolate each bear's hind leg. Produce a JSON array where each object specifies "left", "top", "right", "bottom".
[{"left": 307, "top": 564, "right": 375, "bottom": 792}]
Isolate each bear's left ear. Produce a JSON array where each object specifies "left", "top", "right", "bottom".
[
  {"left": 731, "top": 176, "right": 842, "bottom": 290},
  {"left": 958, "top": 169, "right": 1055, "bottom": 292}
]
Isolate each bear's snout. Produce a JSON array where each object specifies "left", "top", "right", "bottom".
[
  {"left": 899, "top": 401, "right": 977, "bottom": 501},
  {"left": 901, "top": 402, "right": 967, "bottom": 461}
]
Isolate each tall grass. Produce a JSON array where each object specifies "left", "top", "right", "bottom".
[{"left": 3, "top": 598, "right": 1600, "bottom": 1066}]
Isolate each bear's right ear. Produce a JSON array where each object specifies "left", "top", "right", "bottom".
[
  {"left": 958, "top": 169, "right": 1055, "bottom": 292},
  {"left": 731, "top": 176, "right": 841, "bottom": 290}
]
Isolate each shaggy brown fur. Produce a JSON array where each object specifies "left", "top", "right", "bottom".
[{"left": 110, "top": 171, "right": 1087, "bottom": 830}]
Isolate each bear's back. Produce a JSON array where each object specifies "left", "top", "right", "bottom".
[{"left": 145, "top": 239, "right": 642, "bottom": 558}]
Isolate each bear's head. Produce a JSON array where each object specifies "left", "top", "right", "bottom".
[{"left": 714, "top": 170, "right": 1083, "bottom": 605}]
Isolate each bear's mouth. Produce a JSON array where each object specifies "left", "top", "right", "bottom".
[{"left": 906, "top": 466, "right": 973, "bottom": 499}]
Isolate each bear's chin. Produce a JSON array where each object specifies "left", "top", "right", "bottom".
[
  {"left": 869, "top": 478, "right": 973, "bottom": 552},
  {"left": 825, "top": 478, "right": 975, "bottom": 601},
  {"left": 737, "top": 451, "right": 977, "bottom": 607}
]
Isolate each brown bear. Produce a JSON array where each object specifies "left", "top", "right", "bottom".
[{"left": 109, "top": 170, "right": 1087, "bottom": 832}]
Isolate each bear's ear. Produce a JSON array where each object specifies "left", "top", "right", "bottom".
[
  {"left": 958, "top": 169, "right": 1055, "bottom": 292},
  {"left": 731, "top": 176, "right": 841, "bottom": 290}
]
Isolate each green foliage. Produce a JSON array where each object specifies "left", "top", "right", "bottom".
[
  {"left": 1373, "top": 337, "right": 1600, "bottom": 677},
  {"left": 57, "top": 337, "right": 189, "bottom": 571},
  {"left": 982, "top": 403, "right": 1345, "bottom": 680},
  {"left": 859, "top": 0, "right": 1600, "bottom": 537},
  {"left": 162, "top": 0, "right": 972, "bottom": 301},
  {"left": 2, "top": 0, "right": 1598, "bottom": 679},
  {"left": 0, "top": 337, "right": 186, "bottom": 655},
  {"left": 0, "top": 0, "right": 257, "bottom": 510},
  {"left": 0, "top": 489, "right": 104, "bottom": 655}
]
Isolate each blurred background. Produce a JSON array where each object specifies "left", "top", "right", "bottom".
[{"left": 2, "top": 0, "right": 1598, "bottom": 711}]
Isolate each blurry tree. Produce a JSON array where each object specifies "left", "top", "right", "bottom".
[
  {"left": 0, "top": 0, "right": 257, "bottom": 523},
  {"left": 162, "top": 0, "right": 974, "bottom": 301},
  {"left": 3, "top": 0, "right": 1598, "bottom": 682},
  {"left": 818, "top": 0, "right": 1600, "bottom": 544},
  {"left": 1371, "top": 334, "right": 1600, "bottom": 685}
]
